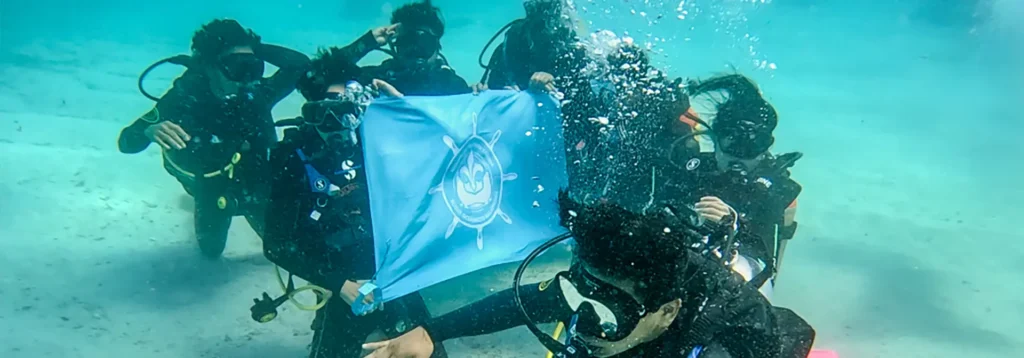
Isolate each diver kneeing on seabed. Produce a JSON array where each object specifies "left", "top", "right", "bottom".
[{"left": 117, "top": 19, "right": 310, "bottom": 257}]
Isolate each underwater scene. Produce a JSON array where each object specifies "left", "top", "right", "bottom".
[{"left": 1, "top": 0, "right": 1022, "bottom": 357}]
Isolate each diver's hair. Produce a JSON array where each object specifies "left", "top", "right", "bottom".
[
  {"left": 607, "top": 43, "right": 651, "bottom": 80},
  {"left": 391, "top": 0, "right": 445, "bottom": 37},
  {"left": 558, "top": 190, "right": 698, "bottom": 304},
  {"left": 190, "top": 19, "right": 261, "bottom": 64},
  {"left": 687, "top": 74, "right": 778, "bottom": 135},
  {"left": 297, "top": 47, "right": 363, "bottom": 101}
]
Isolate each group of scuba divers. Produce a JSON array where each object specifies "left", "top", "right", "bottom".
[{"left": 116, "top": 0, "right": 816, "bottom": 357}]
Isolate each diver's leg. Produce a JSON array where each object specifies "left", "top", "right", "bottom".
[
  {"left": 381, "top": 293, "right": 448, "bottom": 358},
  {"left": 192, "top": 179, "right": 232, "bottom": 258},
  {"left": 309, "top": 297, "right": 377, "bottom": 358}
]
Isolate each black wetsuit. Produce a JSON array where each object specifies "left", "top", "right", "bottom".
[
  {"left": 660, "top": 145, "right": 803, "bottom": 286},
  {"left": 117, "top": 44, "right": 310, "bottom": 257},
  {"left": 262, "top": 30, "right": 459, "bottom": 355},
  {"left": 329, "top": 31, "right": 471, "bottom": 96},
  {"left": 263, "top": 127, "right": 448, "bottom": 358},
  {"left": 361, "top": 57, "right": 471, "bottom": 96},
  {"left": 421, "top": 251, "right": 814, "bottom": 358},
  {"left": 481, "top": 19, "right": 619, "bottom": 201}
]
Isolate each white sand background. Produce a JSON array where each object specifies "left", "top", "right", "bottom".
[{"left": 1, "top": 0, "right": 1022, "bottom": 357}]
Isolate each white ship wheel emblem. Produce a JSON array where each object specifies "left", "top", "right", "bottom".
[{"left": 429, "top": 112, "right": 518, "bottom": 249}]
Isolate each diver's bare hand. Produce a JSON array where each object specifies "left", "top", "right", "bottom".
[
  {"left": 694, "top": 196, "right": 734, "bottom": 224},
  {"left": 372, "top": 79, "right": 404, "bottom": 98},
  {"left": 528, "top": 71, "right": 556, "bottom": 93},
  {"left": 363, "top": 326, "right": 435, "bottom": 358},
  {"left": 340, "top": 280, "right": 376, "bottom": 307},
  {"left": 471, "top": 82, "right": 488, "bottom": 95},
  {"left": 372, "top": 24, "right": 400, "bottom": 46},
  {"left": 144, "top": 121, "right": 190, "bottom": 150}
]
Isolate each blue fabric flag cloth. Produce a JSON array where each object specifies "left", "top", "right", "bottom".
[{"left": 360, "top": 90, "right": 568, "bottom": 302}]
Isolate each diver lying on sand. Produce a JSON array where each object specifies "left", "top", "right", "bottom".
[{"left": 363, "top": 190, "right": 815, "bottom": 358}]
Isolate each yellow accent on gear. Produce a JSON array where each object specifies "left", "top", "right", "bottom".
[
  {"left": 162, "top": 150, "right": 242, "bottom": 179},
  {"left": 216, "top": 197, "right": 227, "bottom": 210},
  {"left": 539, "top": 278, "right": 553, "bottom": 292},
  {"left": 274, "top": 265, "right": 332, "bottom": 312},
  {"left": 258, "top": 312, "right": 277, "bottom": 323},
  {"left": 545, "top": 322, "right": 566, "bottom": 358},
  {"left": 140, "top": 107, "right": 161, "bottom": 124}
]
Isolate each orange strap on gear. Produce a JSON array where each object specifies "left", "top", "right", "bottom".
[{"left": 677, "top": 108, "right": 702, "bottom": 130}]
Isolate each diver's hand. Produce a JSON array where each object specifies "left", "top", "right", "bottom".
[
  {"left": 528, "top": 71, "right": 556, "bottom": 93},
  {"left": 372, "top": 24, "right": 400, "bottom": 46},
  {"left": 694, "top": 196, "right": 734, "bottom": 224},
  {"left": 340, "top": 280, "right": 375, "bottom": 306},
  {"left": 372, "top": 79, "right": 404, "bottom": 98},
  {"left": 471, "top": 82, "right": 488, "bottom": 95},
  {"left": 363, "top": 326, "right": 435, "bottom": 358},
  {"left": 144, "top": 121, "right": 190, "bottom": 150}
]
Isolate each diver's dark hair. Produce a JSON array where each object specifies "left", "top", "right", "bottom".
[
  {"left": 297, "top": 47, "right": 363, "bottom": 101},
  {"left": 687, "top": 74, "right": 778, "bottom": 135},
  {"left": 191, "top": 19, "right": 261, "bottom": 64},
  {"left": 391, "top": 0, "right": 445, "bottom": 37},
  {"left": 558, "top": 190, "right": 699, "bottom": 304}
]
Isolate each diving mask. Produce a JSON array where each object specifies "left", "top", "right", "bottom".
[
  {"left": 514, "top": 233, "right": 650, "bottom": 358},
  {"left": 394, "top": 27, "right": 441, "bottom": 60},
  {"left": 715, "top": 120, "right": 774, "bottom": 160},
  {"left": 301, "top": 81, "right": 375, "bottom": 133},
  {"left": 561, "top": 264, "right": 648, "bottom": 342},
  {"left": 219, "top": 53, "right": 265, "bottom": 83}
]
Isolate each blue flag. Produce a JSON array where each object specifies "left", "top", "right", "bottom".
[{"left": 360, "top": 90, "right": 568, "bottom": 301}]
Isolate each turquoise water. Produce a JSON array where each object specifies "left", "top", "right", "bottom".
[{"left": 1, "top": 0, "right": 1022, "bottom": 357}]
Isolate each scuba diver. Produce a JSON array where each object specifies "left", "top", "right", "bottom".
[
  {"left": 477, "top": 0, "right": 585, "bottom": 91},
  {"left": 660, "top": 74, "right": 803, "bottom": 300},
  {"left": 258, "top": 48, "right": 448, "bottom": 358},
  {"left": 116, "top": 19, "right": 310, "bottom": 258},
  {"left": 559, "top": 40, "right": 794, "bottom": 300},
  {"left": 356, "top": 0, "right": 471, "bottom": 96},
  {"left": 362, "top": 190, "right": 815, "bottom": 358}
]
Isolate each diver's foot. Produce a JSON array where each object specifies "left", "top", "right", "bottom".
[
  {"left": 196, "top": 233, "right": 228, "bottom": 258},
  {"left": 194, "top": 210, "right": 231, "bottom": 258}
]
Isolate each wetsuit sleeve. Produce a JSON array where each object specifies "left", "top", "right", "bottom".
[
  {"left": 422, "top": 277, "right": 571, "bottom": 343},
  {"left": 442, "top": 70, "right": 472, "bottom": 95},
  {"left": 117, "top": 115, "right": 156, "bottom": 154},
  {"left": 116, "top": 80, "right": 193, "bottom": 154},
  {"left": 687, "top": 253, "right": 814, "bottom": 358},
  {"left": 256, "top": 43, "right": 311, "bottom": 104},
  {"left": 337, "top": 31, "right": 381, "bottom": 64},
  {"left": 262, "top": 144, "right": 351, "bottom": 293}
]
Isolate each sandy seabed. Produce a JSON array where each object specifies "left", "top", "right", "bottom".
[{"left": 1, "top": 10, "right": 1023, "bottom": 357}]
